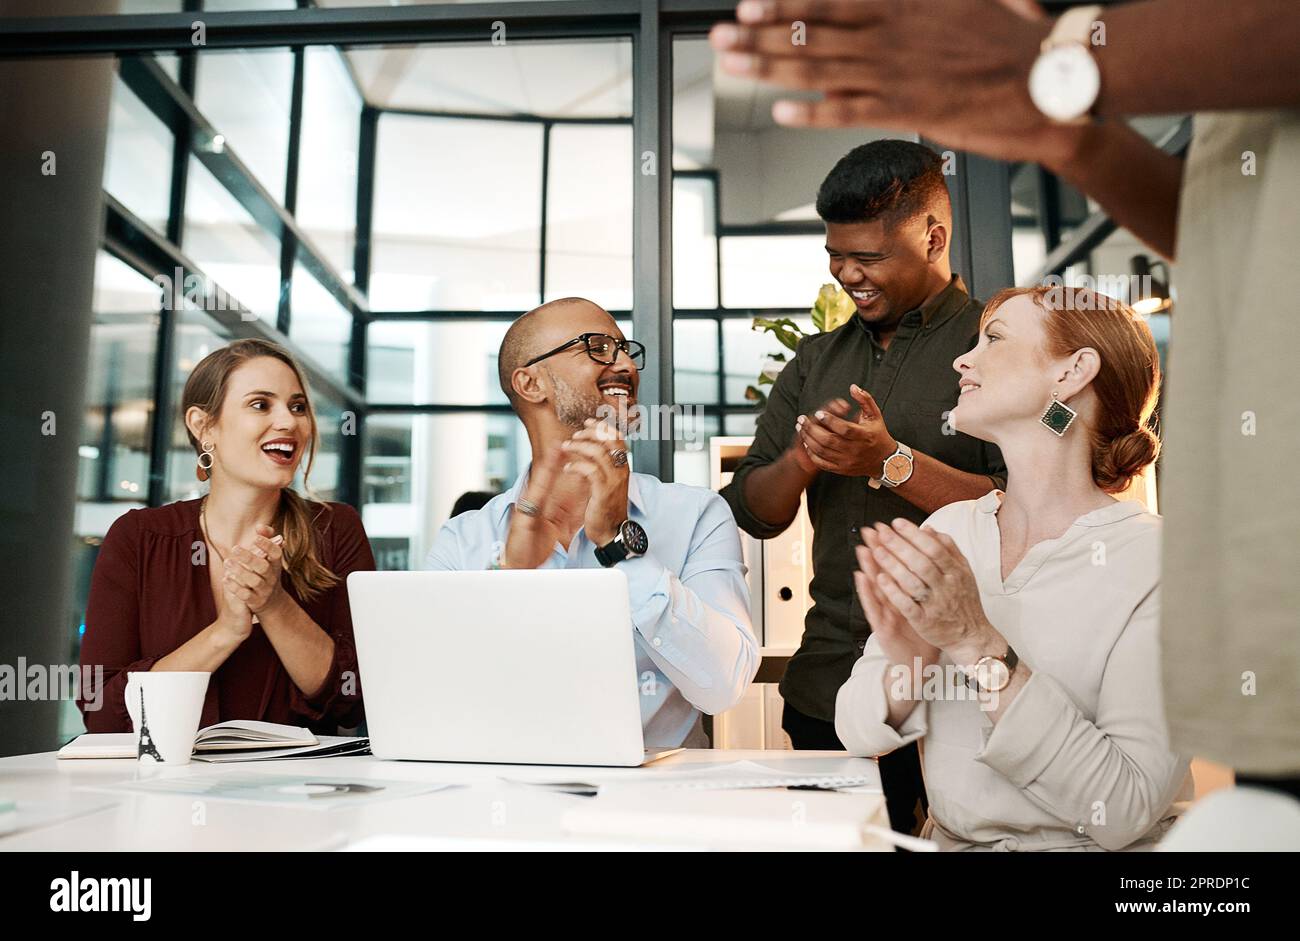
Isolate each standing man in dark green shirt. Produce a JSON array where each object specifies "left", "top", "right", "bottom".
[{"left": 721, "top": 140, "right": 1006, "bottom": 835}]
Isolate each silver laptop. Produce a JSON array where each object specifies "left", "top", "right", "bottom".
[{"left": 348, "top": 569, "right": 683, "bottom": 767}]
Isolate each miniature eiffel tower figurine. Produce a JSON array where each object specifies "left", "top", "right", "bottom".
[{"left": 137, "top": 688, "right": 164, "bottom": 763}]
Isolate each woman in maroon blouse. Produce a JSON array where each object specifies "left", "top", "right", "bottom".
[{"left": 79, "top": 338, "right": 375, "bottom": 734}]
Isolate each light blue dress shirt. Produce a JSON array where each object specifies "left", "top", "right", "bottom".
[{"left": 425, "top": 466, "right": 759, "bottom": 747}]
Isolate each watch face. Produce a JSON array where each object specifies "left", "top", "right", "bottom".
[
  {"left": 883, "top": 453, "right": 911, "bottom": 483},
  {"left": 620, "top": 520, "right": 649, "bottom": 555},
  {"left": 976, "top": 658, "right": 1011, "bottom": 693},
  {"left": 1028, "top": 44, "right": 1101, "bottom": 122}
]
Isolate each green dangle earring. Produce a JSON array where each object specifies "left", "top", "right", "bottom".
[{"left": 1040, "top": 390, "right": 1078, "bottom": 436}]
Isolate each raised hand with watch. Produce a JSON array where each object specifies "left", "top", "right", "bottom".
[
  {"left": 795, "top": 383, "right": 908, "bottom": 482},
  {"left": 855, "top": 516, "right": 1028, "bottom": 716},
  {"left": 1027, "top": 4, "right": 1104, "bottom": 124},
  {"left": 593, "top": 519, "right": 649, "bottom": 568},
  {"left": 500, "top": 416, "right": 648, "bottom": 570}
]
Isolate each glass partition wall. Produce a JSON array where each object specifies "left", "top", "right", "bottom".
[{"left": 359, "top": 38, "right": 635, "bottom": 569}]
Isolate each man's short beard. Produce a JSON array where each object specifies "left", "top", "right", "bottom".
[{"left": 546, "top": 367, "right": 605, "bottom": 431}]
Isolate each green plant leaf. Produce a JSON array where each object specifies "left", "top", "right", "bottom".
[
  {"left": 812, "top": 282, "right": 856, "bottom": 333},
  {"left": 751, "top": 316, "right": 805, "bottom": 352}
]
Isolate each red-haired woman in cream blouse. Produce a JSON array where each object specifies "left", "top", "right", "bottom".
[{"left": 836, "top": 286, "right": 1192, "bottom": 851}]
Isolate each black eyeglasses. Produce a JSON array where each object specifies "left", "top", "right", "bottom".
[{"left": 524, "top": 333, "right": 646, "bottom": 369}]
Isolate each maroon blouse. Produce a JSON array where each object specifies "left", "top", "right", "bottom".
[{"left": 78, "top": 498, "right": 375, "bottom": 734}]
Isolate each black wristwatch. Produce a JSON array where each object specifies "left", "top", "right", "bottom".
[{"left": 594, "top": 519, "right": 649, "bottom": 567}]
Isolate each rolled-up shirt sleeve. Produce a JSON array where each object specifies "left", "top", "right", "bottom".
[
  {"left": 620, "top": 493, "right": 759, "bottom": 715},
  {"left": 835, "top": 633, "right": 930, "bottom": 757},
  {"left": 974, "top": 585, "right": 1190, "bottom": 850}
]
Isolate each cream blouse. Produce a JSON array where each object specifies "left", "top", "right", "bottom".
[{"left": 835, "top": 489, "right": 1194, "bottom": 851}]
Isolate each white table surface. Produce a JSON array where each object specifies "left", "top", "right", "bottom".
[{"left": 0, "top": 749, "right": 882, "bottom": 851}]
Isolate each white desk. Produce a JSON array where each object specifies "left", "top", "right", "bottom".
[{"left": 0, "top": 749, "right": 882, "bottom": 851}]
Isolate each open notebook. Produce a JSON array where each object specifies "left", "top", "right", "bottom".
[{"left": 58, "top": 720, "right": 320, "bottom": 759}]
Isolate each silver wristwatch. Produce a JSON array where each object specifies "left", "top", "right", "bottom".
[{"left": 868, "top": 442, "right": 914, "bottom": 489}]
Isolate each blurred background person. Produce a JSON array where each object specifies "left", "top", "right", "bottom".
[{"left": 450, "top": 491, "right": 499, "bottom": 519}]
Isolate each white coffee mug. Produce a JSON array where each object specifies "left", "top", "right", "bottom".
[{"left": 123, "top": 671, "right": 210, "bottom": 765}]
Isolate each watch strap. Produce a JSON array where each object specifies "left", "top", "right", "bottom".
[
  {"left": 595, "top": 520, "right": 645, "bottom": 567},
  {"left": 1044, "top": 4, "right": 1102, "bottom": 52},
  {"left": 594, "top": 534, "right": 630, "bottom": 567}
]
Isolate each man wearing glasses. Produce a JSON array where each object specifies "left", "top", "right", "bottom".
[{"left": 425, "top": 297, "right": 759, "bottom": 748}]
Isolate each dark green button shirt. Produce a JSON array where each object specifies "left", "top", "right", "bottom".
[{"left": 720, "top": 276, "right": 1007, "bottom": 723}]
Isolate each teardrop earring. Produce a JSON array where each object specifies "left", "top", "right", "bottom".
[
  {"left": 1040, "top": 391, "right": 1078, "bottom": 437},
  {"left": 196, "top": 440, "right": 215, "bottom": 482}
]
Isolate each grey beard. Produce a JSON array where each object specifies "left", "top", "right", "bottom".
[{"left": 546, "top": 368, "right": 605, "bottom": 431}]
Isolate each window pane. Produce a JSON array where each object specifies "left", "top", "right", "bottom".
[
  {"left": 298, "top": 47, "right": 361, "bottom": 279},
  {"left": 156, "top": 53, "right": 179, "bottom": 83},
  {"left": 673, "top": 414, "right": 720, "bottom": 488},
  {"left": 1010, "top": 163, "right": 1046, "bottom": 285},
  {"left": 1010, "top": 162, "right": 1090, "bottom": 284},
  {"left": 673, "top": 176, "right": 718, "bottom": 309},
  {"left": 167, "top": 310, "right": 234, "bottom": 503},
  {"left": 544, "top": 124, "right": 632, "bottom": 310},
  {"left": 79, "top": 253, "right": 161, "bottom": 504},
  {"left": 183, "top": 156, "right": 283, "bottom": 326},
  {"left": 723, "top": 315, "right": 814, "bottom": 405},
  {"left": 362, "top": 412, "right": 529, "bottom": 567},
  {"left": 345, "top": 39, "right": 631, "bottom": 119},
  {"left": 370, "top": 115, "right": 543, "bottom": 311},
  {"left": 103, "top": 74, "right": 174, "bottom": 232},
  {"left": 673, "top": 38, "right": 714, "bottom": 171},
  {"left": 366, "top": 320, "right": 510, "bottom": 406},
  {"left": 193, "top": 48, "right": 294, "bottom": 202},
  {"left": 720, "top": 235, "right": 829, "bottom": 309},
  {"left": 724, "top": 411, "right": 759, "bottom": 437},
  {"left": 72, "top": 250, "right": 160, "bottom": 739},
  {"left": 672, "top": 32, "right": 896, "bottom": 229},
  {"left": 289, "top": 262, "right": 353, "bottom": 381},
  {"left": 307, "top": 390, "right": 344, "bottom": 503},
  {"left": 673, "top": 319, "right": 719, "bottom": 405}
]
